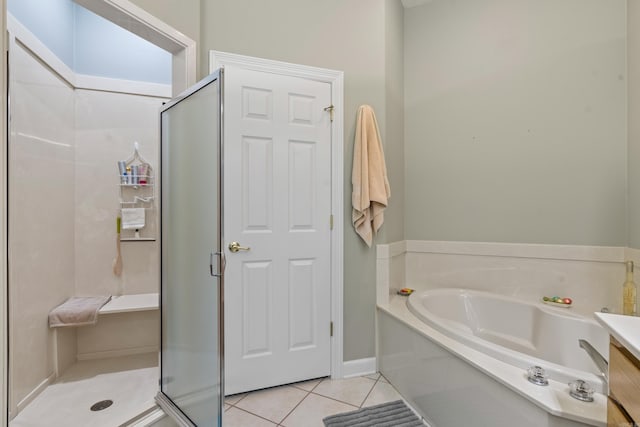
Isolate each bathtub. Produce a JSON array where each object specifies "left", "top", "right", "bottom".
[
  {"left": 407, "top": 288, "right": 609, "bottom": 392},
  {"left": 377, "top": 288, "right": 608, "bottom": 427}
]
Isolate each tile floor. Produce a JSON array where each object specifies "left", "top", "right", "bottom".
[
  {"left": 10, "top": 362, "right": 423, "bottom": 427},
  {"left": 224, "top": 373, "right": 425, "bottom": 427}
]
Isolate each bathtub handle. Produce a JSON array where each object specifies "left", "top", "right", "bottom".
[{"left": 527, "top": 366, "right": 549, "bottom": 386}]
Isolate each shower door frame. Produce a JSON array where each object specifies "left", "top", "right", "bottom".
[
  {"left": 0, "top": 1, "right": 196, "bottom": 426},
  {"left": 1, "top": 2, "right": 8, "bottom": 427},
  {"left": 155, "top": 69, "right": 225, "bottom": 427}
]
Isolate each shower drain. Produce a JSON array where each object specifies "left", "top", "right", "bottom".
[{"left": 90, "top": 400, "right": 114, "bottom": 411}]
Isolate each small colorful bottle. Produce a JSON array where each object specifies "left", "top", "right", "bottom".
[
  {"left": 622, "top": 261, "right": 637, "bottom": 316},
  {"left": 132, "top": 165, "right": 139, "bottom": 185},
  {"left": 117, "top": 160, "right": 126, "bottom": 184},
  {"left": 139, "top": 164, "right": 148, "bottom": 185}
]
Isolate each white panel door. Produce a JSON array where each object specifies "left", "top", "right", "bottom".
[{"left": 224, "top": 67, "right": 332, "bottom": 395}]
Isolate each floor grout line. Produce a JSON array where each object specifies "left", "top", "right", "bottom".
[
  {"left": 275, "top": 388, "right": 312, "bottom": 426},
  {"left": 358, "top": 376, "right": 380, "bottom": 408},
  {"left": 229, "top": 405, "right": 280, "bottom": 425},
  {"left": 308, "top": 388, "right": 366, "bottom": 409},
  {"left": 277, "top": 377, "right": 330, "bottom": 424},
  {"left": 225, "top": 374, "right": 381, "bottom": 425},
  {"left": 226, "top": 381, "right": 324, "bottom": 426},
  {"left": 308, "top": 375, "right": 379, "bottom": 409},
  {"left": 292, "top": 377, "right": 324, "bottom": 393}
]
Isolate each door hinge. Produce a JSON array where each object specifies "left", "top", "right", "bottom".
[
  {"left": 330, "top": 321, "right": 334, "bottom": 337},
  {"left": 330, "top": 214, "right": 334, "bottom": 230},
  {"left": 324, "top": 105, "right": 335, "bottom": 122}
]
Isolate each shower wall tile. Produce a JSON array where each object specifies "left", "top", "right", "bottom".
[
  {"left": 376, "top": 242, "right": 406, "bottom": 307},
  {"left": 8, "top": 41, "right": 76, "bottom": 413},
  {"left": 9, "top": 41, "right": 166, "bottom": 418},
  {"left": 74, "top": 89, "right": 166, "bottom": 297},
  {"left": 377, "top": 240, "right": 624, "bottom": 318}
]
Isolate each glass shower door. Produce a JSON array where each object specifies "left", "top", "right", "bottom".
[{"left": 156, "top": 70, "right": 224, "bottom": 427}]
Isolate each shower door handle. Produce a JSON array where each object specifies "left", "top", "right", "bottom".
[{"left": 210, "top": 251, "right": 225, "bottom": 277}]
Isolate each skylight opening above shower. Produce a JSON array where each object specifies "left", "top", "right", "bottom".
[{"left": 7, "top": 0, "right": 172, "bottom": 85}]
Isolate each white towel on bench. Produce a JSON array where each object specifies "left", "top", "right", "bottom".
[{"left": 48, "top": 296, "right": 112, "bottom": 328}]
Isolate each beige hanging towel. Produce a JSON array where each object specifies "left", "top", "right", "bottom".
[{"left": 352, "top": 105, "right": 391, "bottom": 247}]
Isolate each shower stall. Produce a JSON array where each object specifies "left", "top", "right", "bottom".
[{"left": 4, "top": 1, "right": 182, "bottom": 425}]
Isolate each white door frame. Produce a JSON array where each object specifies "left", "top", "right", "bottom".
[
  {"left": 0, "top": 1, "right": 195, "bottom": 425},
  {"left": 209, "top": 51, "right": 345, "bottom": 379}
]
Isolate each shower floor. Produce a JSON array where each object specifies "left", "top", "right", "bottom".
[{"left": 10, "top": 352, "right": 158, "bottom": 427}]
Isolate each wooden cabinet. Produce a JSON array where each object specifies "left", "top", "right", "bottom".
[
  {"left": 608, "top": 397, "right": 633, "bottom": 426},
  {"left": 608, "top": 336, "right": 640, "bottom": 426}
]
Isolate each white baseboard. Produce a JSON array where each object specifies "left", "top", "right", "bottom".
[{"left": 342, "top": 357, "right": 377, "bottom": 378}]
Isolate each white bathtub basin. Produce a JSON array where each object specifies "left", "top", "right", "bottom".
[{"left": 407, "top": 288, "right": 609, "bottom": 393}]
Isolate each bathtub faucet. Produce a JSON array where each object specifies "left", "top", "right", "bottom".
[{"left": 578, "top": 339, "right": 608, "bottom": 391}]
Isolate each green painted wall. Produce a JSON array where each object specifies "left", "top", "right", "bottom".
[
  {"left": 628, "top": 0, "right": 640, "bottom": 249},
  {"left": 404, "top": 0, "right": 627, "bottom": 246},
  {"left": 132, "top": 0, "right": 405, "bottom": 361},
  {"left": 129, "top": 0, "right": 636, "bottom": 362}
]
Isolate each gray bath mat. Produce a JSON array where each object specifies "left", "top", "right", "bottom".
[{"left": 323, "top": 400, "right": 423, "bottom": 427}]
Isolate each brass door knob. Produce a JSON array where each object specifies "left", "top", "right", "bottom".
[{"left": 228, "top": 241, "right": 250, "bottom": 253}]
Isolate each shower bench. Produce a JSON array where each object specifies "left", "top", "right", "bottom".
[
  {"left": 76, "top": 292, "right": 160, "bottom": 361},
  {"left": 98, "top": 293, "right": 159, "bottom": 314},
  {"left": 53, "top": 292, "right": 160, "bottom": 377}
]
